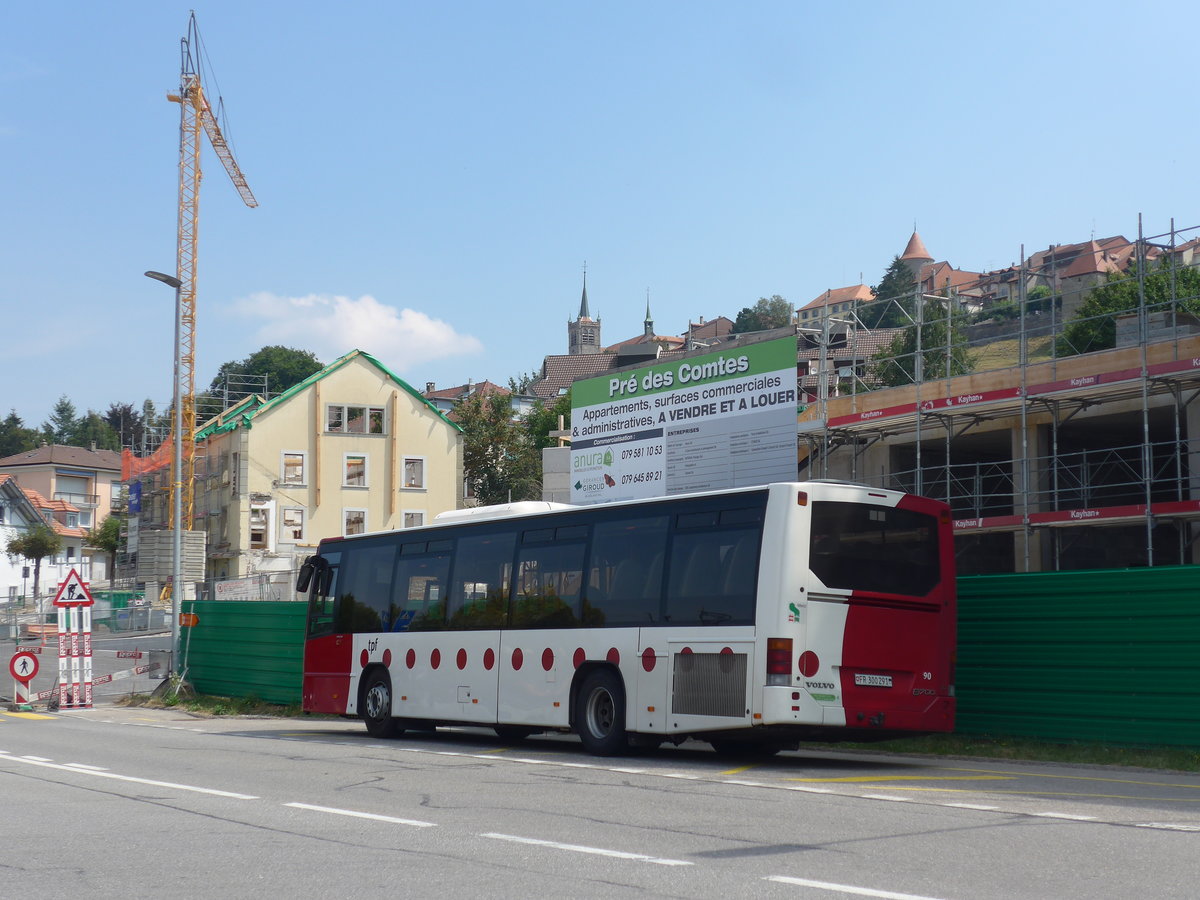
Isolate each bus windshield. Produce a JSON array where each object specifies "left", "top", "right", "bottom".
[{"left": 809, "top": 500, "right": 940, "bottom": 597}]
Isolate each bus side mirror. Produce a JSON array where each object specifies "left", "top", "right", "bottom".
[{"left": 296, "top": 557, "right": 315, "bottom": 593}]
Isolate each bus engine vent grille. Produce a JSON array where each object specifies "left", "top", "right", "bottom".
[{"left": 671, "top": 652, "right": 747, "bottom": 718}]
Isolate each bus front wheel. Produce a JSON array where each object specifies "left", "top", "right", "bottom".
[
  {"left": 576, "top": 669, "right": 627, "bottom": 756},
  {"left": 362, "top": 670, "right": 402, "bottom": 739}
]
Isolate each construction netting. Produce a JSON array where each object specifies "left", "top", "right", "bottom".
[{"left": 122, "top": 440, "right": 173, "bottom": 480}]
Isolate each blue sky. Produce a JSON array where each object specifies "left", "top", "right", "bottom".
[{"left": 3, "top": 1, "right": 1196, "bottom": 428}]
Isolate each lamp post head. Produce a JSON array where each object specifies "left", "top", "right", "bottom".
[{"left": 144, "top": 270, "right": 182, "bottom": 289}]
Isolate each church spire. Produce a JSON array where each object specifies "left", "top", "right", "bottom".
[
  {"left": 643, "top": 288, "right": 654, "bottom": 338},
  {"left": 579, "top": 262, "right": 591, "bottom": 320}
]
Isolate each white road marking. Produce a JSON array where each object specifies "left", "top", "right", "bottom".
[
  {"left": 64, "top": 763, "right": 108, "bottom": 771},
  {"left": 0, "top": 752, "right": 258, "bottom": 799},
  {"left": 285, "top": 802, "right": 436, "bottom": 828},
  {"left": 1031, "top": 812, "right": 1096, "bottom": 821},
  {"left": 943, "top": 803, "right": 998, "bottom": 811},
  {"left": 481, "top": 832, "right": 692, "bottom": 867},
  {"left": 862, "top": 794, "right": 912, "bottom": 802},
  {"left": 1135, "top": 822, "right": 1200, "bottom": 832},
  {"left": 766, "top": 874, "right": 952, "bottom": 899}
]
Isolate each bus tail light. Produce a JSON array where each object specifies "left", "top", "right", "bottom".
[{"left": 767, "top": 638, "right": 792, "bottom": 685}]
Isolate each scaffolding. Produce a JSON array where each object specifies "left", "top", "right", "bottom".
[
  {"left": 799, "top": 216, "right": 1200, "bottom": 573},
  {"left": 116, "top": 374, "right": 272, "bottom": 585}
]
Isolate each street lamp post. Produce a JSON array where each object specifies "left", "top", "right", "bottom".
[{"left": 144, "top": 270, "right": 183, "bottom": 673}]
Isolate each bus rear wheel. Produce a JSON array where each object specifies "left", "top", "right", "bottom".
[
  {"left": 576, "top": 669, "right": 627, "bottom": 756},
  {"left": 362, "top": 670, "right": 403, "bottom": 739}
]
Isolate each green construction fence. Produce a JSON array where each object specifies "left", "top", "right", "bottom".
[
  {"left": 956, "top": 565, "right": 1200, "bottom": 747},
  {"left": 180, "top": 600, "right": 307, "bottom": 705}
]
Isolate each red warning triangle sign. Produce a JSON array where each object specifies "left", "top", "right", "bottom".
[{"left": 53, "top": 568, "right": 94, "bottom": 607}]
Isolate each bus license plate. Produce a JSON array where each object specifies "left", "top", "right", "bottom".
[{"left": 854, "top": 673, "right": 893, "bottom": 688}]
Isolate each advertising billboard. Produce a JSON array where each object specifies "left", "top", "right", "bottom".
[{"left": 569, "top": 335, "right": 798, "bottom": 504}]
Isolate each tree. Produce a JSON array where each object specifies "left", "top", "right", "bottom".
[
  {"left": 732, "top": 295, "right": 794, "bottom": 333},
  {"left": 5, "top": 522, "right": 63, "bottom": 611},
  {"left": 140, "top": 398, "right": 171, "bottom": 449},
  {"left": 870, "top": 297, "right": 973, "bottom": 387},
  {"left": 507, "top": 371, "right": 538, "bottom": 394},
  {"left": 42, "top": 395, "right": 79, "bottom": 444},
  {"left": 208, "top": 346, "right": 323, "bottom": 402},
  {"left": 0, "top": 410, "right": 38, "bottom": 457},
  {"left": 522, "top": 390, "right": 572, "bottom": 451},
  {"left": 85, "top": 515, "right": 122, "bottom": 581},
  {"left": 974, "top": 286, "right": 1059, "bottom": 324},
  {"left": 104, "top": 402, "right": 147, "bottom": 449},
  {"left": 862, "top": 256, "right": 917, "bottom": 329},
  {"left": 1056, "top": 262, "right": 1200, "bottom": 357},
  {"left": 72, "top": 411, "right": 120, "bottom": 450},
  {"left": 455, "top": 392, "right": 541, "bottom": 506}
]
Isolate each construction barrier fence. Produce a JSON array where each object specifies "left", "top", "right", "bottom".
[
  {"left": 179, "top": 600, "right": 306, "bottom": 705},
  {"left": 956, "top": 565, "right": 1200, "bottom": 747}
]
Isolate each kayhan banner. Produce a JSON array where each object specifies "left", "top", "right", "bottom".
[{"left": 570, "top": 336, "right": 798, "bottom": 504}]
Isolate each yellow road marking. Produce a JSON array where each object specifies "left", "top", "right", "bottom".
[
  {"left": 721, "top": 764, "right": 761, "bottom": 776},
  {"left": 1, "top": 712, "right": 56, "bottom": 720},
  {"left": 908, "top": 787, "right": 1200, "bottom": 802},
  {"left": 786, "top": 774, "right": 1011, "bottom": 783},
  {"left": 948, "top": 766, "right": 1200, "bottom": 790}
]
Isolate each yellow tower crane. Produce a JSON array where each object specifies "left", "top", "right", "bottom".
[{"left": 166, "top": 13, "right": 257, "bottom": 529}]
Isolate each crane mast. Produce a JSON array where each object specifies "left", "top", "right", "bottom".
[{"left": 166, "top": 13, "right": 257, "bottom": 530}]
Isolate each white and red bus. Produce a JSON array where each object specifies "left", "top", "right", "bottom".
[{"left": 299, "top": 481, "right": 955, "bottom": 756}]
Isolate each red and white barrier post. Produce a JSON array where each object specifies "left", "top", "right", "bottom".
[{"left": 52, "top": 568, "right": 95, "bottom": 710}]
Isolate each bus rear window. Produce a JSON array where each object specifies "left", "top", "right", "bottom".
[{"left": 809, "top": 501, "right": 939, "bottom": 596}]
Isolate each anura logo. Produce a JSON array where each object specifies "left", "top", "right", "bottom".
[{"left": 574, "top": 449, "right": 615, "bottom": 470}]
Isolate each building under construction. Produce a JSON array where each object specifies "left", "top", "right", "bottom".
[{"left": 798, "top": 218, "right": 1200, "bottom": 574}]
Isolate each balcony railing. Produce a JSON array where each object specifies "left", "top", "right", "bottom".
[{"left": 54, "top": 491, "right": 99, "bottom": 507}]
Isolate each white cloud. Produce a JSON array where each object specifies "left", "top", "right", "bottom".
[{"left": 231, "top": 292, "right": 483, "bottom": 370}]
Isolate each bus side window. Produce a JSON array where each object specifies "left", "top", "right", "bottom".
[
  {"left": 333, "top": 544, "right": 396, "bottom": 634},
  {"left": 666, "top": 523, "right": 759, "bottom": 626},
  {"left": 587, "top": 515, "right": 669, "bottom": 627},
  {"left": 514, "top": 533, "right": 587, "bottom": 629},
  {"left": 393, "top": 548, "right": 451, "bottom": 632},
  {"left": 447, "top": 531, "right": 514, "bottom": 630}
]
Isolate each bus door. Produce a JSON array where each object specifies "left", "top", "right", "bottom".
[
  {"left": 435, "top": 532, "right": 513, "bottom": 724},
  {"left": 499, "top": 523, "right": 589, "bottom": 727}
]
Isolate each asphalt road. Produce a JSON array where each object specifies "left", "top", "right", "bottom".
[{"left": 1, "top": 707, "right": 1197, "bottom": 899}]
